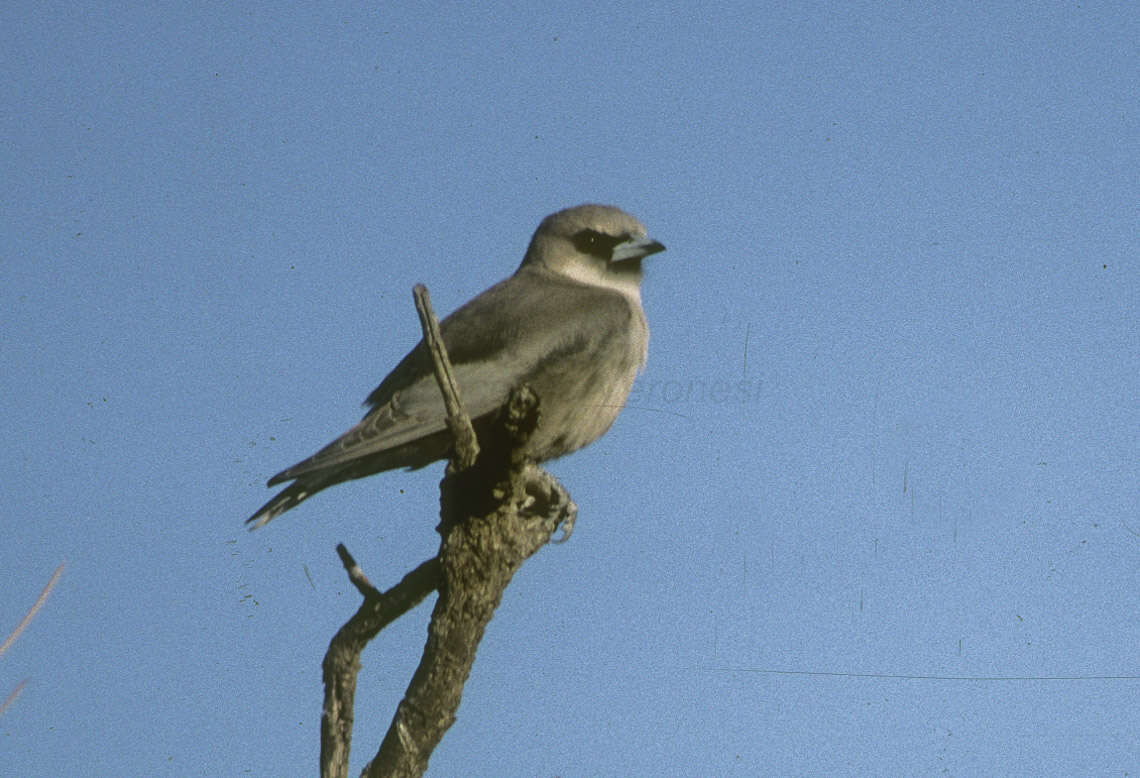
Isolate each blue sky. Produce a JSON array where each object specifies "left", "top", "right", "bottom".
[{"left": 3, "top": 2, "right": 1138, "bottom": 775}]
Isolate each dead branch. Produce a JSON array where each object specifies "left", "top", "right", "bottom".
[{"left": 319, "top": 286, "right": 573, "bottom": 778}]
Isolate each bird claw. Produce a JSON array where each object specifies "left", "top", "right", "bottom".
[
  {"left": 552, "top": 503, "right": 578, "bottom": 543},
  {"left": 522, "top": 467, "right": 579, "bottom": 542}
]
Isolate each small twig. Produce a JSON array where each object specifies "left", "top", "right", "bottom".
[
  {"left": 412, "top": 284, "right": 479, "bottom": 470},
  {"left": 0, "top": 680, "right": 27, "bottom": 718},
  {"left": 0, "top": 563, "right": 64, "bottom": 659},
  {"left": 1, "top": 563, "right": 64, "bottom": 719},
  {"left": 336, "top": 543, "right": 381, "bottom": 599}
]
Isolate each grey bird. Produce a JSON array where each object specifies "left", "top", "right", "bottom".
[{"left": 246, "top": 204, "right": 665, "bottom": 529}]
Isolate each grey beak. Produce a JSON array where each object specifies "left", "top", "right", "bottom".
[{"left": 612, "top": 236, "right": 666, "bottom": 264}]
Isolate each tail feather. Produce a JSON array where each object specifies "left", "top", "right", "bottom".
[
  {"left": 246, "top": 472, "right": 339, "bottom": 530},
  {"left": 246, "top": 432, "right": 454, "bottom": 529}
]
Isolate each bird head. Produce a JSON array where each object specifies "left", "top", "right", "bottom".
[{"left": 520, "top": 204, "right": 665, "bottom": 298}]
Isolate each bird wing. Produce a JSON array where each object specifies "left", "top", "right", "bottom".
[{"left": 267, "top": 268, "right": 626, "bottom": 484}]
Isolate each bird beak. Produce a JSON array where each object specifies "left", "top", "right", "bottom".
[{"left": 611, "top": 236, "right": 666, "bottom": 264}]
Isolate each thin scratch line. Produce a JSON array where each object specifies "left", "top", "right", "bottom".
[
  {"left": 743, "top": 323, "right": 750, "bottom": 379},
  {"left": 620, "top": 404, "right": 690, "bottom": 419},
  {"left": 704, "top": 667, "right": 1140, "bottom": 681}
]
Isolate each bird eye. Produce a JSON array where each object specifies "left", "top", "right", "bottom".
[{"left": 572, "top": 229, "right": 620, "bottom": 260}]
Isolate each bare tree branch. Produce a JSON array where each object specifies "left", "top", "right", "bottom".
[
  {"left": 1, "top": 562, "right": 65, "bottom": 719},
  {"left": 0, "top": 679, "right": 27, "bottom": 718},
  {"left": 318, "top": 285, "right": 572, "bottom": 778},
  {"left": 320, "top": 554, "right": 441, "bottom": 778},
  {"left": 1, "top": 563, "right": 64, "bottom": 659},
  {"left": 364, "top": 388, "right": 571, "bottom": 778}
]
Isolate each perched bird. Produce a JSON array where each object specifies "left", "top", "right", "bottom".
[{"left": 247, "top": 204, "right": 665, "bottom": 529}]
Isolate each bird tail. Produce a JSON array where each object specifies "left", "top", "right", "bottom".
[
  {"left": 245, "top": 471, "right": 341, "bottom": 530},
  {"left": 245, "top": 435, "right": 451, "bottom": 529}
]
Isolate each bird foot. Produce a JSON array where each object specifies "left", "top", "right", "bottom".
[{"left": 521, "top": 466, "right": 578, "bottom": 542}]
